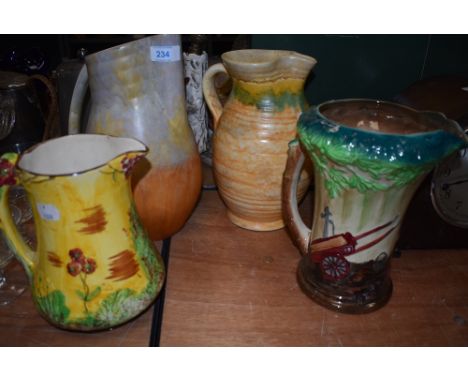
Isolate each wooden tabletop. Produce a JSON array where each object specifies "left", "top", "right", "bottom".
[
  {"left": 1, "top": 189, "right": 468, "bottom": 346},
  {"left": 0, "top": 253, "right": 156, "bottom": 346}
]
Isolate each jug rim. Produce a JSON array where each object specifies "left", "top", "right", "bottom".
[
  {"left": 298, "top": 98, "right": 467, "bottom": 169},
  {"left": 84, "top": 36, "right": 153, "bottom": 59},
  {"left": 84, "top": 34, "right": 180, "bottom": 61},
  {"left": 312, "top": 98, "right": 466, "bottom": 139},
  {"left": 220, "top": 49, "right": 317, "bottom": 82},
  {"left": 16, "top": 134, "right": 148, "bottom": 177},
  {"left": 221, "top": 49, "right": 317, "bottom": 66}
]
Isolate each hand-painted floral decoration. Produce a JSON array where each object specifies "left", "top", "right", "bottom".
[
  {"left": 121, "top": 155, "right": 144, "bottom": 178},
  {"left": 0, "top": 158, "right": 16, "bottom": 186},
  {"left": 66, "top": 248, "right": 98, "bottom": 314}
]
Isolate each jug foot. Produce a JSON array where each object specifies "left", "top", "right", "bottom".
[
  {"left": 226, "top": 211, "right": 284, "bottom": 231},
  {"left": 296, "top": 261, "right": 393, "bottom": 314}
]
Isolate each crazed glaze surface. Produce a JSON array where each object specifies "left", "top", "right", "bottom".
[
  {"left": 70, "top": 35, "right": 201, "bottom": 240},
  {"left": 0, "top": 135, "right": 165, "bottom": 330},
  {"left": 204, "top": 49, "right": 317, "bottom": 231},
  {"left": 284, "top": 99, "right": 466, "bottom": 312}
]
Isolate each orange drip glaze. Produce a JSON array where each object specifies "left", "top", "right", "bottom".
[{"left": 132, "top": 152, "right": 202, "bottom": 241}]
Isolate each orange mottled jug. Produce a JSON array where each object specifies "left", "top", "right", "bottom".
[{"left": 69, "top": 35, "right": 201, "bottom": 240}]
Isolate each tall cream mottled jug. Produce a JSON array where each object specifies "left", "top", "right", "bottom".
[
  {"left": 69, "top": 35, "right": 202, "bottom": 241},
  {"left": 203, "top": 49, "right": 316, "bottom": 231},
  {"left": 0, "top": 135, "right": 165, "bottom": 331}
]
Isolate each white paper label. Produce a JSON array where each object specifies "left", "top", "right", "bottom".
[
  {"left": 150, "top": 45, "right": 181, "bottom": 62},
  {"left": 37, "top": 203, "right": 60, "bottom": 221}
]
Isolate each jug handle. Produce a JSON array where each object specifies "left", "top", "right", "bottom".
[
  {"left": 68, "top": 64, "right": 88, "bottom": 135},
  {"left": 282, "top": 140, "right": 311, "bottom": 256},
  {"left": 0, "top": 153, "right": 36, "bottom": 278},
  {"left": 28, "top": 74, "right": 58, "bottom": 141},
  {"left": 202, "top": 63, "right": 227, "bottom": 130}
]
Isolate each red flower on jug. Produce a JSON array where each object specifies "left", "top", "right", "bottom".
[
  {"left": 0, "top": 158, "right": 16, "bottom": 186},
  {"left": 66, "top": 248, "right": 97, "bottom": 277},
  {"left": 67, "top": 261, "right": 82, "bottom": 277},
  {"left": 66, "top": 248, "right": 99, "bottom": 315},
  {"left": 82, "top": 258, "right": 97, "bottom": 274},
  {"left": 121, "top": 155, "right": 144, "bottom": 178},
  {"left": 68, "top": 248, "right": 86, "bottom": 265}
]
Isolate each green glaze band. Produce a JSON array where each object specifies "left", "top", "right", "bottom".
[
  {"left": 298, "top": 105, "right": 466, "bottom": 199},
  {"left": 232, "top": 82, "right": 307, "bottom": 111}
]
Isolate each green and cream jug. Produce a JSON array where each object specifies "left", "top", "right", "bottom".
[{"left": 283, "top": 99, "right": 467, "bottom": 313}]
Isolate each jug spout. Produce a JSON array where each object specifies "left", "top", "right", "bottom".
[
  {"left": 218, "top": 49, "right": 317, "bottom": 114},
  {"left": 0, "top": 134, "right": 165, "bottom": 331},
  {"left": 17, "top": 134, "right": 147, "bottom": 178},
  {"left": 221, "top": 49, "right": 317, "bottom": 82},
  {"left": 419, "top": 110, "right": 468, "bottom": 160}
]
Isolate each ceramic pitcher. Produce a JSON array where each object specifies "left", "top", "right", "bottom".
[
  {"left": 0, "top": 134, "right": 165, "bottom": 331},
  {"left": 69, "top": 34, "right": 202, "bottom": 241},
  {"left": 203, "top": 49, "right": 317, "bottom": 231},
  {"left": 283, "top": 99, "right": 467, "bottom": 313}
]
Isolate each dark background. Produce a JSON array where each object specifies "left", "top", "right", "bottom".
[
  {"left": 1, "top": 34, "right": 468, "bottom": 102},
  {"left": 252, "top": 35, "right": 468, "bottom": 104}
]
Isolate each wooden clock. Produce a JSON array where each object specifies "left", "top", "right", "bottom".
[{"left": 394, "top": 75, "right": 468, "bottom": 249}]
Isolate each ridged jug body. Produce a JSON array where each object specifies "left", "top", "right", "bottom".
[{"left": 204, "top": 49, "right": 317, "bottom": 231}]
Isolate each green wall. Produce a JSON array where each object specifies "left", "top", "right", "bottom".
[{"left": 252, "top": 35, "right": 468, "bottom": 105}]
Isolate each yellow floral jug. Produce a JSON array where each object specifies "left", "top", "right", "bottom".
[{"left": 0, "top": 134, "right": 165, "bottom": 331}]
